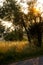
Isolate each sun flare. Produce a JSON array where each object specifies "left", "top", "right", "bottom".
[
  {"left": 17, "top": 0, "right": 43, "bottom": 15},
  {"left": 34, "top": 0, "right": 43, "bottom": 13}
]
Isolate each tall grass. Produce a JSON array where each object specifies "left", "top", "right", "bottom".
[{"left": 0, "top": 41, "right": 43, "bottom": 64}]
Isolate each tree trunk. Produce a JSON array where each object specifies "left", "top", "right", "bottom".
[
  {"left": 37, "top": 32, "right": 42, "bottom": 47},
  {"left": 26, "top": 30, "right": 31, "bottom": 43},
  {"left": 21, "top": 20, "right": 31, "bottom": 43}
]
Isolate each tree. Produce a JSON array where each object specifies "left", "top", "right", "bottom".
[
  {"left": 26, "top": 1, "right": 43, "bottom": 47},
  {"left": 29, "top": 22, "right": 43, "bottom": 47},
  {"left": 0, "top": 0, "right": 43, "bottom": 47}
]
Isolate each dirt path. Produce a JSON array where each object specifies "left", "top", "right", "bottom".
[{"left": 8, "top": 56, "right": 43, "bottom": 65}]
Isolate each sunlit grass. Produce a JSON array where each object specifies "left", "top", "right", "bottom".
[
  {"left": 0, "top": 41, "right": 28, "bottom": 53},
  {"left": 0, "top": 40, "right": 43, "bottom": 64}
]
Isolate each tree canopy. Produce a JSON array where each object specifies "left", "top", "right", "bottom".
[{"left": 0, "top": 0, "right": 43, "bottom": 47}]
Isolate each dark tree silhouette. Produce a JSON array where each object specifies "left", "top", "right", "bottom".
[
  {"left": 29, "top": 22, "right": 43, "bottom": 47},
  {"left": 0, "top": 24, "right": 5, "bottom": 33},
  {"left": 0, "top": 0, "right": 43, "bottom": 47}
]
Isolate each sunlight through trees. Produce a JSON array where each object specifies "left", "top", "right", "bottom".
[{"left": 0, "top": 0, "right": 43, "bottom": 47}]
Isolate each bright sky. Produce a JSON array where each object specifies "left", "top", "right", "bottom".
[
  {"left": 0, "top": 0, "right": 43, "bottom": 30},
  {"left": 17, "top": 0, "right": 43, "bottom": 15},
  {"left": 0, "top": 19, "right": 15, "bottom": 32},
  {"left": 16, "top": 0, "right": 29, "bottom": 14},
  {"left": 1, "top": 20, "right": 12, "bottom": 28},
  {"left": 34, "top": 0, "right": 43, "bottom": 13},
  {"left": 20, "top": 2, "right": 28, "bottom": 14},
  {"left": 0, "top": 0, "right": 6, "bottom": 7},
  {"left": 0, "top": 0, "right": 43, "bottom": 14}
]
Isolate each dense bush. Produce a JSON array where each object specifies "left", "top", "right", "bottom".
[{"left": 4, "top": 29, "right": 23, "bottom": 41}]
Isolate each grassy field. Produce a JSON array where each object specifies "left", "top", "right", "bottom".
[{"left": 0, "top": 41, "right": 43, "bottom": 64}]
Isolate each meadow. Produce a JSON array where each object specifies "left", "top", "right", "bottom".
[{"left": 0, "top": 41, "right": 43, "bottom": 64}]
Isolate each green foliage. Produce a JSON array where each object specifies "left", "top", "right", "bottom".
[
  {"left": 4, "top": 29, "right": 23, "bottom": 41},
  {"left": 0, "top": 24, "right": 5, "bottom": 33},
  {"left": 0, "top": 0, "right": 21, "bottom": 20}
]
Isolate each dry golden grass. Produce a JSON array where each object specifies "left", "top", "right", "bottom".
[
  {"left": 0, "top": 41, "right": 28, "bottom": 53},
  {"left": 0, "top": 40, "right": 43, "bottom": 64}
]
